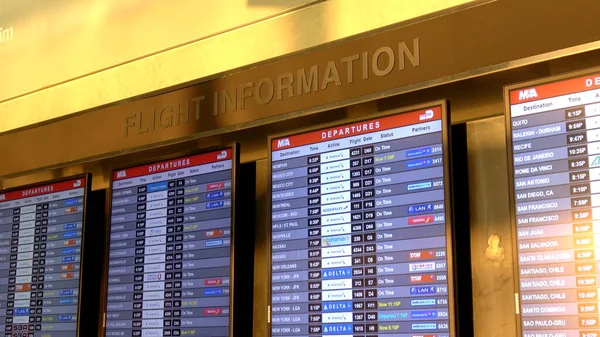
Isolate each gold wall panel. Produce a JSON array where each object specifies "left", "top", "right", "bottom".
[
  {"left": 0, "top": 0, "right": 478, "bottom": 133},
  {"left": 467, "top": 116, "right": 517, "bottom": 337},
  {"left": 0, "top": 0, "right": 319, "bottom": 101}
]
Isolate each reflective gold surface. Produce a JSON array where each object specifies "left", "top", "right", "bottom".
[
  {"left": 0, "top": 0, "right": 319, "bottom": 102},
  {"left": 0, "top": 0, "right": 478, "bottom": 133}
]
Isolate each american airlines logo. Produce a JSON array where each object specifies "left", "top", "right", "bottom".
[
  {"left": 518, "top": 89, "right": 538, "bottom": 100},
  {"left": 116, "top": 171, "right": 127, "bottom": 178},
  {"left": 277, "top": 138, "right": 291, "bottom": 149}
]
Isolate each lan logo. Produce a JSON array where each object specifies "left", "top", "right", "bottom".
[
  {"left": 277, "top": 138, "right": 291, "bottom": 149},
  {"left": 518, "top": 88, "right": 538, "bottom": 100},
  {"left": 591, "top": 156, "right": 600, "bottom": 167}
]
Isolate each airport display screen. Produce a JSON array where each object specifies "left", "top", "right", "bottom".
[
  {"left": 105, "top": 149, "right": 234, "bottom": 337},
  {"left": 269, "top": 105, "right": 454, "bottom": 337},
  {"left": 508, "top": 71, "right": 600, "bottom": 337},
  {"left": 0, "top": 176, "right": 88, "bottom": 337}
]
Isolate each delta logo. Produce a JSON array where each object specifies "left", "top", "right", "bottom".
[
  {"left": 116, "top": 171, "right": 127, "bottom": 179},
  {"left": 518, "top": 88, "right": 538, "bottom": 101},
  {"left": 408, "top": 216, "right": 434, "bottom": 225},
  {"left": 277, "top": 138, "right": 291, "bottom": 149}
]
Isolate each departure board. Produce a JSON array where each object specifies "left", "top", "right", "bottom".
[
  {"left": 105, "top": 148, "right": 235, "bottom": 337},
  {"left": 269, "top": 104, "right": 455, "bottom": 337},
  {"left": 507, "top": 70, "right": 600, "bottom": 337},
  {"left": 0, "top": 176, "right": 88, "bottom": 337}
]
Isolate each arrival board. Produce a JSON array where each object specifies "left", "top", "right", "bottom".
[
  {"left": 508, "top": 70, "right": 600, "bottom": 337},
  {"left": 270, "top": 104, "right": 453, "bottom": 337},
  {"left": 105, "top": 149, "right": 234, "bottom": 337},
  {"left": 0, "top": 176, "right": 88, "bottom": 337}
]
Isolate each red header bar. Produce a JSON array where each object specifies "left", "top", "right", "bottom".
[
  {"left": 0, "top": 178, "right": 86, "bottom": 203},
  {"left": 271, "top": 106, "right": 442, "bottom": 150},
  {"left": 112, "top": 148, "right": 232, "bottom": 181},
  {"left": 509, "top": 72, "right": 600, "bottom": 104}
]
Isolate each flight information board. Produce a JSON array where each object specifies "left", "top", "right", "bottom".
[
  {"left": 269, "top": 104, "right": 454, "bottom": 337},
  {"left": 0, "top": 176, "right": 88, "bottom": 337},
  {"left": 507, "top": 70, "right": 600, "bottom": 337},
  {"left": 105, "top": 148, "right": 235, "bottom": 337}
]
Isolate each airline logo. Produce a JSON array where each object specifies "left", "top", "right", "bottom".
[
  {"left": 73, "top": 180, "right": 82, "bottom": 187},
  {"left": 277, "top": 138, "right": 291, "bottom": 149},
  {"left": 410, "top": 286, "right": 437, "bottom": 295},
  {"left": 205, "top": 230, "right": 224, "bottom": 238},
  {"left": 207, "top": 182, "right": 224, "bottom": 190},
  {"left": 518, "top": 88, "right": 538, "bottom": 101},
  {"left": 0, "top": 194, "right": 5, "bottom": 201},
  {"left": 409, "top": 262, "right": 436, "bottom": 272},
  {"left": 408, "top": 216, "right": 434, "bottom": 225},
  {"left": 410, "top": 274, "right": 436, "bottom": 284},
  {"left": 419, "top": 109, "right": 434, "bottom": 121},
  {"left": 322, "top": 235, "right": 351, "bottom": 247},
  {"left": 217, "top": 150, "right": 228, "bottom": 160},
  {"left": 410, "top": 299, "right": 436, "bottom": 306},
  {"left": 205, "top": 278, "right": 223, "bottom": 286},
  {"left": 408, "top": 203, "right": 433, "bottom": 214},
  {"left": 204, "top": 308, "right": 223, "bottom": 315},
  {"left": 116, "top": 171, "right": 127, "bottom": 179},
  {"left": 591, "top": 155, "right": 600, "bottom": 167}
]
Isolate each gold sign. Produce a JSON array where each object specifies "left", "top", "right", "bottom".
[
  {"left": 3, "top": 0, "right": 600, "bottom": 177},
  {"left": 124, "top": 38, "right": 420, "bottom": 137}
]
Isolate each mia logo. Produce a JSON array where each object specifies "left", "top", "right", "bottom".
[
  {"left": 519, "top": 88, "right": 538, "bottom": 100},
  {"left": 0, "top": 26, "right": 14, "bottom": 45},
  {"left": 116, "top": 171, "right": 127, "bottom": 179},
  {"left": 277, "top": 138, "right": 291, "bottom": 148}
]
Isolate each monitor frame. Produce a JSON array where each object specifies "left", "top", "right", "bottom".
[
  {"left": 266, "top": 100, "right": 457, "bottom": 337},
  {"left": 0, "top": 173, "right": 92, "bottom": 337},
  {"left": 504, "top": 66, "right": 600, "bottom": 337},
  {"left": 101, "top": 144, "right": 240, "bottom": 337}
]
